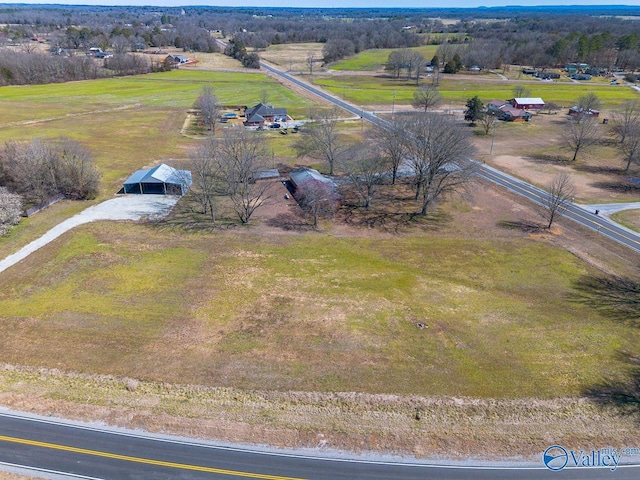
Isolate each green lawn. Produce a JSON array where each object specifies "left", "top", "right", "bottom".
[
  {"left": 0, "top": 70, "right": 314, "bottom": 195},
  {"left": 314, "top": 74, "right": 640, "bottom": 108},
  {"left": 331, "top": 45, "right": 438, "bottom": 71},
  {"left": 0, "top": 222, "right": 635, "bottom": 398}
]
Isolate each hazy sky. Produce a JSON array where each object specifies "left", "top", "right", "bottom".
[{"left": 3, "top": 0, "right": 635, "bottom": 7}]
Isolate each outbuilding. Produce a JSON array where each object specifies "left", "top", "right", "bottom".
[
  {"left": 122, "top": 163, "right": 192, "bottom": 195},
  {"left": 509, "top": 97, "right": 545, "bottom": 110}
]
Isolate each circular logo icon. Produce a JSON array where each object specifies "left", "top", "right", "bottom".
[{"left": 543, "top": 445, "right": 568, "bottom": 471}]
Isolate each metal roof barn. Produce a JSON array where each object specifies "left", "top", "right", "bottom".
[{"left": 122, "top": 164, "right": 192, "bottom": 195}]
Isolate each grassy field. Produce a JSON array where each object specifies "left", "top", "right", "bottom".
[
  {"left": 330, "top": 45, "right": 439, "bottom": 71},
  {"left": 260, "top": 42, "right": 325, "bottom": 73},
  {"left": 314, "top": 74, "right": 640, "bottom": 108},
  {"left": 0, "top": 70, "right": 314, "bottom": 196},
  {"left": 611, "top": 209, "right": 640, "bottom": 232},
  {"left": 0, "top": 68, "right": 639, "bottom": 455},
  {"left": 0, "top": 220, "right": 637, "bottom": 399}
]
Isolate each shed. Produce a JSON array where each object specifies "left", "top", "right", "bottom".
[
  {"left": 568, "top": 106, "right": 600, "bottom": 118},
  {"left": 510, "top": 98, "right": 545, "bottom": 110},
  {"left": 122, "top": 163, "right": 192, "bottom": 195}
]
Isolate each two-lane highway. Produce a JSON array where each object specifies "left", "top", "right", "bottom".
[
  {"left": 1, "top": 412, "right": 640, "bottom": 479},
  {"left": 479, "top": 164, "right": 640, "bottom": 253}
]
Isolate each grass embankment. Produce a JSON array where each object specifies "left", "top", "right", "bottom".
[
  {"left": 1, "top": 364, "right": 637, "bottom": 460},
  {"left": 0, "top": 221, "right": 636, "bottom": 399}
]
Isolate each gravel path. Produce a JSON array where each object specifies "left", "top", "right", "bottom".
[{"left": 0, "top": 195, "right": 179, "bottom": 275}]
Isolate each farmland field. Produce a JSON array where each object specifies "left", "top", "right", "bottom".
[
  {"left": 0, "top": 65, "right": 639, "bottom": 459},
  {"left": 313, "top": 74, "right": 640, "bottom": 108},
  {"left": 330, "top": 45, "right": 439, "bottom": 71},
  {"left": 0, "top": 69, "right": 315, "bottom": 195},
  {"left": 0, "top": 218, "right": 637, "bottom": 399}
]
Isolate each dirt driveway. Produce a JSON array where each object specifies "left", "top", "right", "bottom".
[{"left": 0, "top": 195, "right": 178, "bottom": 275}]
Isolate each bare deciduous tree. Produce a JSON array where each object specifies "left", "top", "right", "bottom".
[
  {"left": 219, "top": 130, "right": 272, "bottom": 224},
  {"left": 196, "top": 84, "right": 219, "bottom": 134},
  {"left": 373, "top": 119, "right": 409, "bottom": 185},
  {"left": 340, "top": 144, "right": 386, "bottom": 208},
  {"left": 0, "top": 187, "right": 22, "bottom": 236},
  {"left": 564, "top": 115, "right": 601, "bottom": 162},
  {"left": 512, "top": 85, "right": 531, "bottom": 99},
  {"left": 577, "top": 92, "right": 602, "bottom": 113},
  {"left": 412, "top": 84, "right": 442, "bottom": 112},
  {"left": 306, "top": 52, "right": 315, "bottom": 79},
  {"left": 403, "top": 113, "right": 476, "bottom": 215},
  {"left": 56, "top": 137, "right": 101, "bottom": 200},
  {"left": 479, "top": 112, "right": 497, "bottom": 135},
  {"left": 297, "top": 178, "right": 339, "bottom": 227},
  {"left": 0, "top": 137, "right": 100, "bottom": 204},
  {"left": 189, "top": 139, "right": 225, "bottom": 222},
  {"left": 612, "top": 100, "right": 640, "bottom": 145},
  {"left": 543, "top": 102, "right": 562, "bottom": 115},
  {"left": 293, "top": 109, "right": 349, "bottom": 176},
  {"left": 620, "top": 122, "right": 640, "bottom": 172},
  {"left": 540, "top": 173, "right": 575, "bottom": 229}
]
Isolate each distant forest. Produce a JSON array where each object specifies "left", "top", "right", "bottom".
[{"left": 0, "top": 4, "right": 640, "bottom": 85}]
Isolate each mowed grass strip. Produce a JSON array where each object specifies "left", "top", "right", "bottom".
[{"left": 0, "top": 222, "right": 634, "bottom": 398}]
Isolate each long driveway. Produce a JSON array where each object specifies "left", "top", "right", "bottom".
[{"left": 0, "top": 195, "right": 178, "bottom": 275}]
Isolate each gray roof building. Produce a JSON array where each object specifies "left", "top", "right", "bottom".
[{"left": 123, "top": 163, "right": 192, "bottom": 195}]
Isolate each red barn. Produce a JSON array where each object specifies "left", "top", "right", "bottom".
[{"left": 509, "top": 97, "right": 545, "bottom": 110}]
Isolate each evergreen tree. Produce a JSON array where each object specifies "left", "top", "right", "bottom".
[{"left": 464, "top": 96, "right": 484, "bottom": 125}]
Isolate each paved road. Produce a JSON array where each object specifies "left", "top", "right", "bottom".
[
  {"left": 2, "top": 412, "right": 640, "bottom": 480},
  {"left": 260, "top": 59, "right": 640, "bottom": 254},
  {"left": 479, "top": 165, "right": 640, "bottom": 253},
  {"left": 586, "top": 202, "right": 640, "bottom": 215}
]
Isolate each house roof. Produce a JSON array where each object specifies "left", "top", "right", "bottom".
[
  {"left": 501, "top": 107, "right": 530, "bottom": 117},
  {"left": 289, "top": 167, "right": 336, "bottom": 188},
  {"left": 245, "top": 103, "right": 288, "bottom": 123},
  {"left": 512, "top": 97, "right": 545, "bottom": 105},
  {"left": 124, "top": 163, "right": 192, "bottom": 189},
  {"left": 488, "top": 100, "right": 509, "bottom": 108}
]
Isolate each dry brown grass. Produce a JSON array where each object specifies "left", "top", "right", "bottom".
[
  {"left": 0, "top": 364, "right": 637, "bottom": 461},
  {"left": 475, "top": 112, "right": 640, "bottom": 204},
  {"left": 260, "top": 43, "right": 326, "bottom": 73}
]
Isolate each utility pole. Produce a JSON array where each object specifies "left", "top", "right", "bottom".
[
  {"left": 392, "top": 91, "right": 396, "bottom": 120},
  {"left": 490, "top": 119, "right": 497, "bottom": 155}
]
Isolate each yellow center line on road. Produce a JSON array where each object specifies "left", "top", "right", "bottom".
[{"left": 0, "top": 435, "right": 306, "bottom": 480}]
